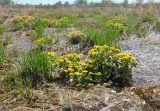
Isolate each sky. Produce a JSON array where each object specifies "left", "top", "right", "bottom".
[{"left": 13, "top": 0, "right": 160, "bottom": 5}]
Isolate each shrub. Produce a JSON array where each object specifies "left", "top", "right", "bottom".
[
  {"left": 20, "top": 50, "right": 56, "bottom": 87},
  {"left": 57, "top": 45, "right": 137, "bottom": 86}
]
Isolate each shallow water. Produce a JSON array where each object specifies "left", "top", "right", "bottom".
[{"left": 122, "top": 31, "right": 160, "bottom": 86}]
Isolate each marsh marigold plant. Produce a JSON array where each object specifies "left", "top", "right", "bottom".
[
  {"left": 106, "top": 16, "right": 127, "bottom": 32},
  {"left": 56, "top": 45, "right": 137, "bottom": 86}
]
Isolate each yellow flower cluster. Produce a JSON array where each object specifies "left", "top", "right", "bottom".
[
  {"left": 42, "top": 18, "right": 59, "bottom": 27},
  {"left": 42, "top": 17, "right": 69, "bottom": 27},
  {"left": 12, "top": 15, "right": 35, "bottom": 30},
  {"left": 114, "top": 52, "right": 137, "bottom": 68},
  {"left": 64, "top": 62, "right": 85, "bottom": 77},
  {"left": 48, "top": 52, "right": 56, "bottom": 57},
  {"left": 88, "top": 45, "right": 120, "bottom": 57},
  {"left": 67, "top": 31, "right": 83, "bottom": 39},
  {"left": 13, "top": 16, "right": 35, "bottom": 22},
  {"left": 115, "top": 52, "right": 132, "bottom": 59},
  {"left": 54, "top": 45, "right": 137, "bottom": 85},
  {"left": 57, "top": 53, "right": 86, "bottom": 78},
  {"left": 33, "top": 37, "right": 53, "bottom": 46},
  {"left": 58, "top": 53, "right": 82, "bottom": 63},
  {"left": 106, "top": 16, "right": 127, "bottom": 32},
  {"left": 34, "top": 37, "right": 46, "bottom": 45}
]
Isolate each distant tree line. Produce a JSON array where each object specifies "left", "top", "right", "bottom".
[
  {"left": 0, "top": 0, "right": 156, "bottom": 7},
  {"left": 53, "top": 0, "right": 155, "bottom": 7},
  {"left": 0, "top": 0, "right": 14, "bottom": 5}
]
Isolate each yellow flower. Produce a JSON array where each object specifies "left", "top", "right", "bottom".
[
  {"left": 115, "top": 52, "right": 132, "bottom": 59},
  {"left": 34, "top": 37, "right": 45, "bottom": 45},
  {"left": 74, "top": 72, "right": 82, "bottom": 76},
  {"left": 64, "top": 69, "right": 69, "bottom": 73},
  {"left": 68, "top": 68, "right": 74, "bottom": 72},
  {"left": 67, "top": 31, "right": 83, "bottom": 39},
  {"left": 48, "top": 52, "right": 56, "bottom": 57}
]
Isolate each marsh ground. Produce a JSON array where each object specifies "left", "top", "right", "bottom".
[{"left": 0, "top": 5, "right": 160, "bottom": 111}]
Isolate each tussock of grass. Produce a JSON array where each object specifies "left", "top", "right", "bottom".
[
  {"left": 19, "top": 50, "right": 54, "bottom": 87},
  {"left": 34, "top": 18, "right": 46, "bottom": 38},
  {"left": 82, "top": 25, "right": 121, "bottom": 46},
  {"left": 0, "top": 44, "right": 6, "bottom": 66}
]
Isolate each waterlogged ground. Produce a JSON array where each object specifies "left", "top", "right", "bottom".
[
  {"left": 122, "top": 30, "right": 160, "bottom": 86},
  {"left": 2, "top": 28, "right": 160, "bottom": 110},
  {"left": 7, "top": 28, "right": 160, "bottom": 87}
]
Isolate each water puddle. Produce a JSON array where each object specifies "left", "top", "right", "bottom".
[{"left": 122, "top": 31, "right": 160, "bottom": 86}]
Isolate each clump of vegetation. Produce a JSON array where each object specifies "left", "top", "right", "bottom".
[
  {"left": 34, "top": 18, "right": 46, "bottom": 38},
  {"left": 42, "top": 17, "right": 69, "bottom": 28},
  {"left": 3, "top": 35, "right": 12, "bottom": 46},
  {"left": 57, "top": 45, "right": 137, "bottom": 86},
  {"left": 82, "top": 25, "right": 121, "bottom": 46},
  {"left": 3, "top": 71, "right": 23, "bottom": 93},
  {"left": 19, "top": 50, "right": 56, "bottom": 87},
  {"left": 33, "top": 37, "right": 54, "bottom": 48},
  {"left": 155, "top": 20, "right": 160, "bottom": 31},
  {"left": 12, "top": 16, "right": 35, "bottom": 30},
  {"left": 0, "top": 17, "right": 4, "bottom": 24},
  {"left": 142, "top": 14, "right": 157, "bottom": 24},
  {"left": 106, "top": 16, "right": 127, "bottom": 32},
  {"left": 0, "top": 44, "right": 6, "bottom": 66},
  {"left": 67, "top": 30, "right": 83, "bottom": 45},
  {"left": 58, "top": 17, "right": 69, "bottom": 27},
  {"left": 28, "top": 29, "right": 36, "bottom": 37}
]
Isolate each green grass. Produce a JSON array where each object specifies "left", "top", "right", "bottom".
[
  {"left": 3, "top": 70, "right": 33, "bottom": 97},
  {"left": 156, "top": 20, "right": 160, "bottom": 31},
  {"left": 0, "top": 45, "right": 6, "bottom": 66},
  {"left": 4, "top": 35, "right": 12, "bottom": 46},
  {"left": 3, "top": 71, "right": 22, "bottom": 93},
  {"left": 93, "top": 15, "right": 107, "bottom": 26},
  {"left": 20, "top": 50, "right": 54, "bottom": 87},
  {"left": 126, "top": 16, "right": 140, "bottom": 35},
  {"left": 34, "top": 18, "right": 46, "bottom": 38},
  {"left": 82, "top": 25, "right": 121, "bottom": 46},
  {"left": 142, "top": 14, "right": 157, "bottom": 24}
]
